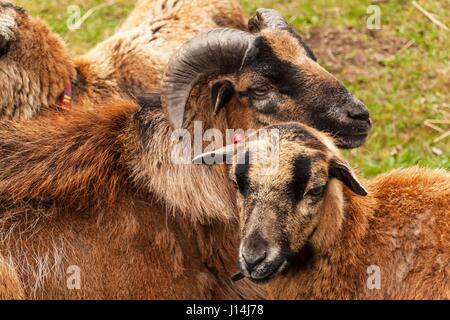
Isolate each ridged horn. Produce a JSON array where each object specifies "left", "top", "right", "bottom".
[
  {"left": 248, "top": 8, "right": 290, "bottom": 33},
  {"left": 162, "top": 28, "right": 257, "bottom": 129}
]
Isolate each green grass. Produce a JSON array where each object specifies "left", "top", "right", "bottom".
[
  {"left": 15, "top": 0, "right": 135, "bottom": 54},
  {"left": 14, "top": 0, "right": 449, "bottom": 176}
]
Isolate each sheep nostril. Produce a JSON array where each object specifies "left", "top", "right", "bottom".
[
  {"left": 241, "top": 232, "right": 269, "bottom": 273},
  {"left": 242, "top": 248, "right": 267, "bottom": 272},
  {"left": 348, "top": 107, "right": 370, "bottom": 122}
]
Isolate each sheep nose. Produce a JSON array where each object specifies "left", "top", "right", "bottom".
[
  {"left": 347, "top": 100, "right": 370, "bottom": 122},
  {"left": 241, "top": 233, "right": 268, "bottom": 273}
]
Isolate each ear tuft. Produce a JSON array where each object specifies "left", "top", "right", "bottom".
[
  {"left": 329, "top": 158, "right": 368, "bottom": 196},
  {"left": 211, "top": 80, "right": 235, "bottom": 115}
]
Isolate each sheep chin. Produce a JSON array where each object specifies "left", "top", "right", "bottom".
[
  {"left": 335, "top": 133, "right": 369, "bottom": 149},
  {"left": 248, "top": 259, "right": 289, "bottom": 284}
]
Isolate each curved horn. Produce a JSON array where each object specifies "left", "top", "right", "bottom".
[
  {"left": 162, "top": 28, "right": 257, "bottom": 129},
  {"left": 248, "top": 8, "right": 290, "bottom": 33}
]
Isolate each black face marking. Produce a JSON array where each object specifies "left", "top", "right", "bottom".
[
  {"left": 287, "top": 155, "right": 311, "bottom": 204},
  {"left": 245, "top": 37, "right": 307, "bottom": 98},
  {"left": 235, "top": 151, "right": 251, "bottom": 196},
  {"left": 244, "top": 37, "right": 334, "bottom": 122},
  {"left": 242, "top": 37, "right": 371, "bottom": 149},
  {"left": 287, "top": 242, "right": 316, "bottom": 270}
]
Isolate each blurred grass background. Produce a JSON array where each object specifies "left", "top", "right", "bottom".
[{"left": 14, "top": 0, "right": 449, "bottom": 176}]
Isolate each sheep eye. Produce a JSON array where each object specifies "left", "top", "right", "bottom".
[
  {"left": 250, "top": 85, "right": 271, "bottom": 98},
  {"left": 306, "top": 186, "right": 325, "bottom": 197}
]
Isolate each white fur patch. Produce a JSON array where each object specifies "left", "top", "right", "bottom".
[{"left": 0, "top": 12, "right": 17, "bottom": 41}]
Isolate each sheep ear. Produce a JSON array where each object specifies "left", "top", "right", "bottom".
[
  {"left": 192, "top": 144, "right": 236, "bottom": 165},
  {"left": 211, "top": 80, "right": 235, "bottom": 115},
  {"left": 329, "top": 158, "right": 368, "bottom": 196}
]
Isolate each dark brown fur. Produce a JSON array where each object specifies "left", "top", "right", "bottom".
[
  {"left": 0, "top": 3, "right": 371, "bottom": 299},
  {"left": 232, "top": 124, "right": 450, "bottom": 299},
  {"left": 0, "top": 100, "right": 262, "bottom": 299}
]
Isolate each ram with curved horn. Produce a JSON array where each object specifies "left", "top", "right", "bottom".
[{"left": 163, "top": 9, "right": 371, "bottom": 149}]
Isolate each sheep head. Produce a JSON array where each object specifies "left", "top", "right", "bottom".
[
  {"left": 193, "top": 122, "right": 368, "bottom": 283},
  {"left": 163, "top": 9, "right": 371, "bottom": 149},
  {"left": 0, "top": 2, "right": 75, "bottom": 119}
]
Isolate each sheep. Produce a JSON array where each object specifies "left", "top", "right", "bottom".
[
  {"left": 195, "top": 123, "right": 450, "bottom": 299},
  {"left": 0, "top": 5, "right": 371, "bottom": 149},
  {"left": 0, "top": 2, "right": 75, "bottom": 118},
  {"left": 0, "top": 10, "right": 372, "bottom": 299},
  {"left": 0, "top": 95, "right": 264, "bottom": 299},
  {"left": 0, "top": 0, "right": 245, "bottom": 120},
  {"left": 0, "top": 1, "right": 163, "bottom": 119}
]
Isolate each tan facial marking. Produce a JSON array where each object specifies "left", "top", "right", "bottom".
[
  {"left": 261, "top": 30, "right": 340, "bottom": 86},
  {"left": 260, "top": 30, "right": 308, "bottom": 64}
]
